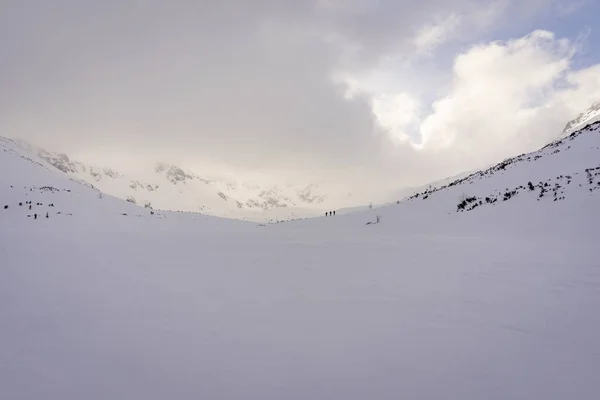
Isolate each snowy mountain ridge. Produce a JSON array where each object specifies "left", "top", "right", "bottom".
[
  {"left": 4, "top": 138, "right": 356, "bottom": 222},
  {"left": 4, "top": 100, "right": 600, "bottom": 223},
  {"left": 562, "top": 100, "right": 600, "bottom": 136},
  {"left": 394, "top": 119, "right": 600, "bottom": 214},
  {"left": 5, "top": 113, "right": 599, "bottom": 227}
]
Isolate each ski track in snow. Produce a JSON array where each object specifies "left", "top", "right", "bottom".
[{"left": 1, "top": 123, "right": 600, "bottom": 399}]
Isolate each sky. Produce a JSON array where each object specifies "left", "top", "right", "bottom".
[{"left": 2, "top": 0, "right": 600, "bottom": 198}]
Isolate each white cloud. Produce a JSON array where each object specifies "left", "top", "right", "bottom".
[
  {"left": 372, "top": 93, "right": 420, "bottom": 142},
  {"left": 419, "top": 30, "right": 570, "bottom": 153},
  {"left": 414, "top": 13, "right": 461, "bottom": 55},
  {"left": 396, "top": 29, "right": 600, "bottom": 178},
  {"left": 344, "top": 28, "right": 600, "bottom": 192},
  {"left": 1, "top": 1, "right": 599, "bottom": 203}
]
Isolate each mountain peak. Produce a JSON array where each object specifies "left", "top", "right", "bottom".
[{"left": 562, "top": 100, "right": 600, "bottom": 136}]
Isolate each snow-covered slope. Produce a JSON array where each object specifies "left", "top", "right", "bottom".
[
  {"left": 0, "top": 136, "right": 254, "bottom": 231},
  {"left": 562, "top": 100, "right": 600, "bottom": 136},
  {"left": 5, "top": 138, "right": 357, "bottom": 222},
  {"left": 1, "top": 123, "right": 599, "bottom": 399},
  {"left": 391, "top": 119, "right": 600, "bottom": 214}
]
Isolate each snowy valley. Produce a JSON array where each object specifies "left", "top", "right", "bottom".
[
  {"left": 6, "top": 100, "right": 600, "bottom": 224},
  {"left": 1, "top": 115, "right": 599, "bottom": 399}
]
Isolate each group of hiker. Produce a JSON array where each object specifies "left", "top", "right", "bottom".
[
  {"left": 325, "top": 210, "right": 336, "bottom": 217},
  {"left": 3, "top": 200, "right": 52, "bottom": 220}
]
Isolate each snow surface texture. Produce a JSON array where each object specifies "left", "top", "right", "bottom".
[{"left": 1, "top": 123, "right": 600, "bottom": 399}]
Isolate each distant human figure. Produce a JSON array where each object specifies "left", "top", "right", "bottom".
[
  {"left": 46, "top": 212, "right": 49, "bottom": 218},
  {"left": 333, "top": 210, "right": 336, "bottom": 216},
  {"left": 29, "top": 205, "right": 32, "bottom": 210},
  {"left": 325, "top": 212, "right": 328, "bottom": 217},
  {"left": 34, "top": 213, "right": 37, "bottom": 219}
]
